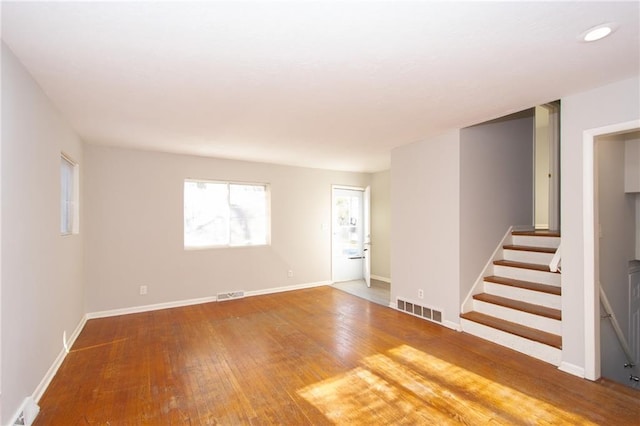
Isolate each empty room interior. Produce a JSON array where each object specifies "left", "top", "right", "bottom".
[{"left": 2, "top": 1, "right": 640, "bottom": 425}]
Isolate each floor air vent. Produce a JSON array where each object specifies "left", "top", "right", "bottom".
[
  {"left": 217, "top": 291, "right": 245, "bottom": 301},
  {"left": 396, "top": 298, "right": 442, "bottom": 324}
]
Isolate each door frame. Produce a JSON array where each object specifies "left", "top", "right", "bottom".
[
  {"left": 583, "top": 119, "right": 640, "bottom": 380},
  {"left": 548, "top": 102, "right": 561, "bottom": 231},
  {"left": 363, "top": 185, "right": 371, "bottom": 287},
  {"left": 331, "top": 185, "right": 366, "bottom": 284},
  {"left": 534, "top": 102, "right": 560, "bottom": 231}
]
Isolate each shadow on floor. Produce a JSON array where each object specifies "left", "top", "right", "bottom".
[{"left": 332, "top": 278, "right": 390, "bottom": 306}]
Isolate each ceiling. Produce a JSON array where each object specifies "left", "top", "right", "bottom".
[{"left": 2, "top": 1, "right": 638, "bottom": 172}]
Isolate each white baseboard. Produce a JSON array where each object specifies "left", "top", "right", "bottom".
[
  {"left": 443, "top": 319, "right": 462, "bottom": 332},
  {"left": 31, "top": 314, "right": 87, "bottom": 404},
  {"left": 87, "top": 295, "right": 219, "bottom": 319},
  {"left": 370, "top": 275, "right": 391, "bottom": 283},
  {"left": 87, "top": 280, "right": 332, "bottom": 320},
  {"left": 11, "top": 314, "right": 88, "bottom": 426},
  {"left": 558, "top": 361, "right": 586, "bottom": 379},
  {"left": 245, "top": 280, "right": 331, "bottom": 297},
  {"left": 10, "top": 396, "right": 39, "bottom": 426}
]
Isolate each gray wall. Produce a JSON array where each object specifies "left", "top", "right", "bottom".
[
  {"left": 459, "top": 110, "right": 534, "bottom": 302},
  {"left": 597, "top": 134, "right": 639, "bottom": 386},
  {"left": 391, "top": 130, "right": 461, "bottom": 327},
  {"left": 84, "top": 145, "right": 370, "bottom": 313},
  {"left": 1, "top": 44, "right": 85, "bottom": 424}
]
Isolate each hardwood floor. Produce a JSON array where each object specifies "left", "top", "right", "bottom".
[{"left": 36, "top": 287, "right": 638, "bottom": 425}]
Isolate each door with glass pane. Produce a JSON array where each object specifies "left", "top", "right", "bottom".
[
  {"left": 332, "top": 187, "right": 365, "bottom": 282},
  {"left": 363, "top": 185, "right": 371, "bottom": 287}
]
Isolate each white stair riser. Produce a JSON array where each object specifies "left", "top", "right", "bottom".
[
  {"left": 472, "top": 300, "right": 561, "bottom": 335},
  {"left": 484, "top": 282, "right": 561, "bottom": 309},
  {"left": 461, "top": 319, "right": 561, "bottom": 366},
  {"left": 511, "top": 235, "right": 560, "bottom": 249},
  {"left": 493, "top": 265, "right": 561, "bottom": 286},
  {"left": 503, "top": 249, "right": 554, "bottom": 265}
]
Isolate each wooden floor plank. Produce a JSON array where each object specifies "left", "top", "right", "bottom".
[{"left": 35, "top": 286, "right": 638, "bottom": 425}]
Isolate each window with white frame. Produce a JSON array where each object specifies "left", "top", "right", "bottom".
[
  {"left": 60, "top": 154, "right": 79, "bottom": 235},
  {"left": 184, "top": 180, "right": 270, "bottom": 248}
]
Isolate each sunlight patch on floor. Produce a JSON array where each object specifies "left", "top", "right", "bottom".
[
  {"left": 298, "top": 344, "right": 597, "bottom": 425},
  {"left": 297, "top": 366, "right": 454, "bottom": 424}
]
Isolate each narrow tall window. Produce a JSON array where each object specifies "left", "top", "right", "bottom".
[
  {"left": 60, "top": 154, "right": 78, "bottom": 235},
  {"left": 184, "top": 180, "right": 270, "bottom": 248}
]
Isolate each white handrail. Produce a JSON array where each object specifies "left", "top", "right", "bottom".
[
  {"left": 600, "top": 284, "right": 636, "bottom": 367},
  {"left": 549, "top": 243, "right": 561, "bottom": 273}
]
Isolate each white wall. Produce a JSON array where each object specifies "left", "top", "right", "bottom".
[
  {"left": 561, "top": 76, "right": 640, "bottom": 377},
  {"left": 84, "top": 145, "right": 370, "bottom": 313},
  {"left": 1, "top": 43, "right": 85, "bottom": 424},
  {"left": 391, "top": 131, "right": 460, "bottom": 327},
  {"left": 596, "top": 134, "right": 639, "bottom": 385},
  {"left": 459, "top": 110, "right": 534, "bottom": 300},
  {"left": 371, "top": 170, "right": 390, "bottom": 280}
]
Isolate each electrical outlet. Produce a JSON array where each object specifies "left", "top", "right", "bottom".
[
  {"left": 140, "top": 285, "right": 148, "bottom": 295},
  {"left": 287, "top": 270, "right": 294, "bottom": 278},
  {"left": 418, "top": 289, "right": 424, "bottom": 299}
]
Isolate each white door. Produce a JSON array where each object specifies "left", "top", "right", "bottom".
[
  {"left": 363, "top": 186, "right": 371, "bottom": 287},
  {"left": 332, "top": 187, "right": 365, "bottom": 283}
]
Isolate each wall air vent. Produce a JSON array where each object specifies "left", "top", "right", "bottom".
[
  {"left": 217, "top": 291, "right": 245, "bottom": 301},
  {"left": 396, "top": 298, "right": 442, "bottom": 324}
]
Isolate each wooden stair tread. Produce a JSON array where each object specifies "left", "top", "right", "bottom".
[
  {"left": 494, "top": 259, "right": 559, "bottom": 273},
  {"left": 503, "top": 244, "right": 556, "bottom": 254},
  {"left": 512, "top": 230, "right": 560, "bottom": 237},
  {"left": 473, "top": 293, "right": 561, "bottom": 320},
  {"left": 461, "top": 311, "right": 562, "bottom": 349},
  {"left": 484, "top": 276, "right": 561, "bottom": 295}
]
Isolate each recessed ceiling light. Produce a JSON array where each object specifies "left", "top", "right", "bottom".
[{"left": 580, "top": 23, "right": 617, "bottom": 42}]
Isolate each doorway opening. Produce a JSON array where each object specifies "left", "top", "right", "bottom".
[
  {"left": 583, "top": 118, "right": 640, "bottom": 382},
  {"left": 534, "top": 102, "right": 560, "bottom": 231},
  {"left": 331, "top": 186, "right": 369, "bottom": 284},
  {"left": 331, "top": 185, "right": 390, "bottom": 306},
  {"left": 595, "top": 129, "right": 640, "bottom": 389}
]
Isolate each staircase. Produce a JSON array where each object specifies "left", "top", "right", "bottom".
[{"left": 460, "top": 230, "right": 562, "bottom": 365}]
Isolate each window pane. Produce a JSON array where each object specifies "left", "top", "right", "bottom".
[
  {"left": 229, "top": 184, "right": 267, "bottom": 246},
  {"left": 334, "top": 195, "right": 360, "bottom": 257},
  {"left": 184, "top": 180, "right": 269, "bottom": 248},
  {"left": 61, "top": 156, "right": 74, "bottom": 234},
  {"left": 184, "top": 181, "right": 229, "bottom": 247}
]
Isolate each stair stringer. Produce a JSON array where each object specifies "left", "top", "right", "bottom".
[{"left": 461, "top": 226, "right": 513, "bottom": 314}]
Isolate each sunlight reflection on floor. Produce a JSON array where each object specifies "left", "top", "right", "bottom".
[{"left": 297, "top": 344, "right": 596, "bottom": 425}]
